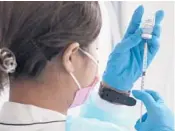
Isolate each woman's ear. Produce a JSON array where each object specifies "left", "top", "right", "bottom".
[{"left": 62, "top": 42, "right": 80, "bottom": 73}]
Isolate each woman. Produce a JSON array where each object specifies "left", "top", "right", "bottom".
[
  {"left": 0, "top": 2, "right": 173, "bottom": 131},
  {"left": 0, "top": 1, "right": 101, "bottom": 130}
]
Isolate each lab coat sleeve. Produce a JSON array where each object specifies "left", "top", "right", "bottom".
[
  {"left": 66, "top": 116, "right": 122, "bottom": 131},
  {"left": 79, "top": 83, "right": 135, "bottom": 130},
  {"left": 79, "top": 84, "right": 120, "bottom": 122}
]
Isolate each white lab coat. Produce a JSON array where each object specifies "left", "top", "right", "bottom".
[
  {"left": 0, "top": 102, "right": 122, "bottom": 131},
  {"left": 0, "top": 86, "right": 137, "bottom": 131},
  {"left": 0, "top": 102, "right": 66, "bottom": 131}
]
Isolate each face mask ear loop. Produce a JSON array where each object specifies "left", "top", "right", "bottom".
[
  {"left": 79, "top": 48, "right": 98, "bottom": 66},
  {"left": 69, "top": 72, "right": 81, "bottom": 89}
]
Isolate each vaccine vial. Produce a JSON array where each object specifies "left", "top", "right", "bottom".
[{"left": 141, "top": 17, "right": 155, "bottom": 39}]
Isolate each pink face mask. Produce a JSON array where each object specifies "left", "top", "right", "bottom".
[{"left": 69, "top": 48, "right": 99, "bottom": 108}]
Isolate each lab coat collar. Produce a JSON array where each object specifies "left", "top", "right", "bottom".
[{"left": 0, "top": 102, "right": 66, "bottom": 124}]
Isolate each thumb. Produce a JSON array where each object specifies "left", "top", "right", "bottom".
[
  {"left": 135, "top": 113, "right": 148, "bottom": 131},
  {"left": 135, "top": 121, "right": 145, "bottom": 131},
  {"left": 114, "top": 29, "right": 142, "bottom": 53},
  {"left": 135, "top": 120, "right": 142, "bottom": 131},
  {"left": 132, "top": 90, "right": 155, "bottom": 111}
]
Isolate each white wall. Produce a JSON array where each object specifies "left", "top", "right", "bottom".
[
  {"left": 98, "top": 1, "right": 112, "bottom": 76},
  {"left": 120, "top": 1, "right": 174, "bottom": 111}
]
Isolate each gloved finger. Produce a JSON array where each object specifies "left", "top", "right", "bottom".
[
  {"left": 115, "top": 29, "right": 142, "bottom": 53},
  {"left": 132, "top": 90, "right": 155, "bottom": 111},
  {"left": 154, "top": 10, "right": 164, "bottom": 25},
  {"left": 141, "top": 113, "right": 148, "bottom": 122},
  {"left": 151, "top": 10, "right": 164, "bottom": 38},
  {"left": 145, "top": 90, "right": 164, "bottom": 103},
  {"left": 135, "top": 113, "right": 148, "bottom": 130},
  {"left": 152, "top": 25, "right": 161, "bottom": 38},
  {"left": 136, "top": 113, "right": 148, "bottom": 124},
  {"left": 147, "top": 36, "right": 160, "bottom": 65},
  {"left": 124, "top": 5, "right": 144, "bottom": 38}
]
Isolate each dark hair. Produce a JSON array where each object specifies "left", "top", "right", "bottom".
[{"left": 0, "top": 1, "right": 102, "bottom": 90}]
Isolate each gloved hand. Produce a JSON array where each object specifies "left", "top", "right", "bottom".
[
  {"left": 103, "top": 5, "right": 164, "bottom": 91},
  {"left": 132, "top": 90, "right": 174, "bottom": 131}
]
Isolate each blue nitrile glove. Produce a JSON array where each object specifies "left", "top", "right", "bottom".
[
  {"left": 103, "top": 5, "right": 164, "bottom": 91},
  {"left": 132, "top": 90, "right": 174, "bottom": 131},
  {"left": 66, "top": 116, "right": 122, "bottom": 131}
]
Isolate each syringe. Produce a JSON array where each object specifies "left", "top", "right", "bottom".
[
  {"left": 140, "top": 42, "right": 148, "bottom": 122},
  {"left": 140, "top": 17, "right": 155, "bottom": 122}
]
